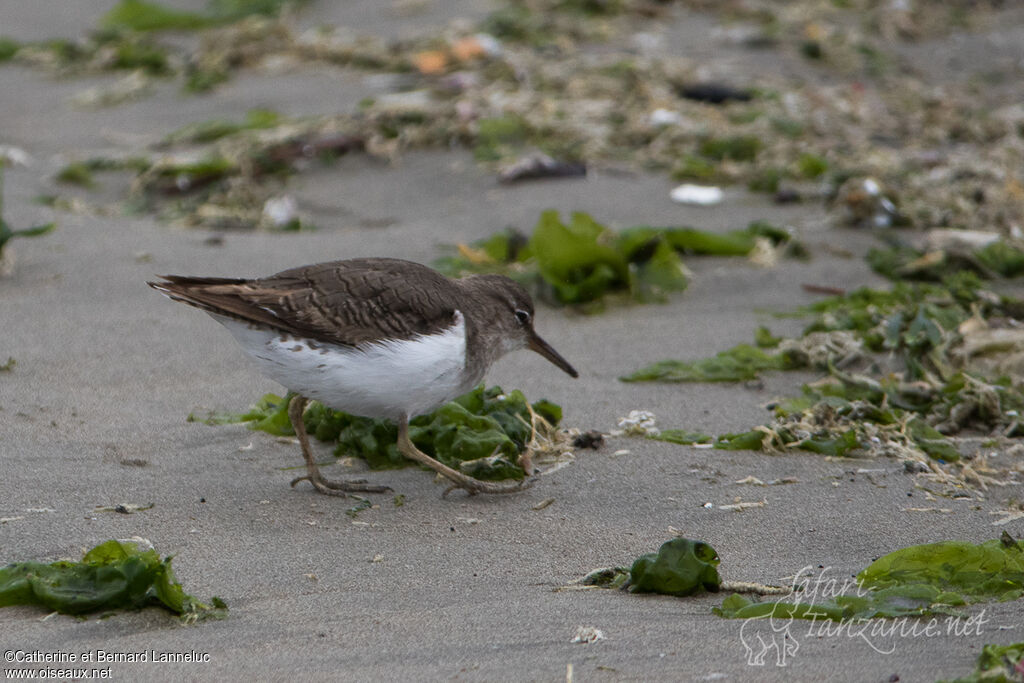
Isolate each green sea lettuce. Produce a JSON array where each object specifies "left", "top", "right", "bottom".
[
  {"left": 0, "top": 540, "right": 224, "bottom": 619},
  {"left": 212, "top": 386, "right": 560, "bottom": 481},
  {"left": 628, "top": 538, "right": 722, "bottom": 597}
]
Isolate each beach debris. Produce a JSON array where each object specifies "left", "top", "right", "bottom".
[
  {"left": 0, "top": 146, "right": 31, "bottom": 167},
  {"left": 1, "top": 0, "right": 1015, "bottom": 248},
  {"left": 615, "top": 410, "right": 659, "bottom": 437},
  {"left": 497, "top": 153, "right": 586, "bottom": 183},
  {"left": 260, "top": 195, "right": 299, "bottom": 229},
  {"left": 991, "top": 509, "right": 1024, "bottom": 526},
  {"left": 677, "top": 82, "right": 752, "bottom": 104},
  {"left": 94, "top": 503, "right": 154, "bottom": 514},
  {"left": 71, "top": 70, "right": 152, "bottom": 108},
  {"left": 670, "top": 184, "right": 723, "bottom": 206},
  {"left": 833, "top": 177, "right": 906, "bottom": 229},
  {"left": 734, "top": 476, "right": 798, "bottom": 486},
  {"left": 718, "top": 499, "right": 766, "bottom": 512},
  {"left": 626, "top": 271, "right": 1024, "bottom": 490},
  {"left": 566, "top": 567, "right": 630, "bottom": 591},
  {"left": 571, "top": 625, "right": 606, "bottom": 644},
  {"left": 571, "top": 430, "right": 604, "bottom": 449},
  {"left": 648, "top": 108, "right": 683, "bottom": 127},
  {"left": 345, "top": 497, "right": 372, "bottom": 518}
]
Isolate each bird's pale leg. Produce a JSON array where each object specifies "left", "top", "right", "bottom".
[
  {"left": 288, "top": 395, "right": 392, "bottom": 496},
  {"left": 396, "top": 416, "right": 535, "bottom": 496}
]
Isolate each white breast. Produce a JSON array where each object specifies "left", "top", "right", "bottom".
[{"left": 213, "top": 312, "right": 475, "bottom": 420}]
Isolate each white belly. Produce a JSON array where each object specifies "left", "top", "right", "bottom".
[{"left": 213, "top": 312, "right": 475, "bottom": 420}]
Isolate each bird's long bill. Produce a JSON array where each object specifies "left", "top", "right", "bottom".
[{"left": 528, "top": 331, "right": 579, "bottom": 378}]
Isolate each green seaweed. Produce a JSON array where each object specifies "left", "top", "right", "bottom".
[
  {"left": 859, "top": 539, "right": 1024, "bottom": 601},
  {"left": 629, "top": 538, "right": 722, "bottom": 597},
  {"left": 797, "top": 153, "right": 828, "bottom": 179},
  {"left": 146, "top": 156, "right": 236, "bottom": 194},
  {"left": 55, "top": 157, "right": 150, "bottom": 189},
  {"left": 716, "top": 538, "right": 1024, "bottom": 623},
  {"left": 747, "top": 167, "right": 782, "bottom": 193},
  {"left": 0, "top": 539, "right": 225, "bottom": 619},
  {"left": 436, "top": 214, "right": 802, "bottom": 308},
  {"left": 436, "top": 211, "right": 689, "bottom": 308},
  {"left": 107, "top": 37, "right": 172, "bottom": 74},
  {"left": 698, "top": 135, "right": 761, "bottom": 162},
  {"left": 672, "top": 154, "right": 719, "bottom": 182},
  {"left": 103, "top": 0, "right": 214, "bottom": 31},
  {"left": 713, "top": 430, "right": 766, "bottom": 451},
  {"left": 0, "top": 37, "right": 20, "bottom": 62},
  {"left": 708, "top": 426, "right": 861, "bottom": 456},
  {"left": 648, "top": 430, "right": 713, "bottom": 445},
  {"left": 869, "top": 240, "right": 1024, "bottom": 282},
  {"left": 942, "top": 641, "right": 1024, "bottom": 683},
  {"left": 184, "top": 66, "right": 230, "bottom": 93},
  {"left": 620, "top": 344, "right": 795, "bottom": 382},
  {"left": 792, "top": 428, "right": 861, "bottom": 456},
  {"left": 713, "top": 586, "right": 959, "bottom": 621},
  {"left": 754, "top": 326, "right": 781, "bottom": 348},
  {"left": 55, "top": 162, "right": 98, "bottom": 188},
  {"left": 215, "top": 386, "right": 560, "bottom": 481},
  {"left": 529, "top": 210, "right": 631, "bottom": 304},
  {"left": 474, "top": 115, "right": 531, "bottom": 161},
  {"left": 102, "top": 0, "right": 294, "bottom": 32},
  {"left": 907, "top": 417, "right": 961, "bottom": 462},
  {"left": 0, "top": 164, "right": 55, "bottom": 257},
  {"left": 161, "top": 109, "right": 282, "bottom": 146}
]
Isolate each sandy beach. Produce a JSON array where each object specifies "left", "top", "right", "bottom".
[{"left": 3, "top": 2, "right": 1023, "bottom": 681}]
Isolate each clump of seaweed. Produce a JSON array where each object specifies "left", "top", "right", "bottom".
[
  {"left": 436, "top": 210, "right": 799, "bottom": 309},
  {"left": 0, "top": 538, "right": 226, "bottom": 622},
  {"left": 627, "top": 273, "right": 1024, "bottom": 491},
  {"left": 194, "top": 385, "right": 573, "bottom": 481}
]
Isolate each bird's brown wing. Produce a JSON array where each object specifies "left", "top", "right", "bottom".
[{"left": 149, "top": 258, "right": 460, "bottom": 347}]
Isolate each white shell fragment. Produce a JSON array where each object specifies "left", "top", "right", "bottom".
[
  {"left": 262, "top": 195, "right": 298, "bottom": 227},
  {"left": 670, "top": 184, "right": 723, "bottom": 206},
  {"left": 649, "top": 108, "right": 683, "bottom": 127},
  {"left": 571, "top": 625, "right": 606, "bottom": 644}
]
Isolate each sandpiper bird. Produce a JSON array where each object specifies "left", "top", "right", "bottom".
[{"left": 149, "top": 257, "right": 578, "bottom": 496}]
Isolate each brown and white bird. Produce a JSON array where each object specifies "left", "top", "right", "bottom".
[{"left": 149, "top": 257, "right": 578, "bottom": 496}]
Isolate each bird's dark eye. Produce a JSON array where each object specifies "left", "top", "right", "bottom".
[{"left": 514, "top": 309, "right": 531, "bottom": 325}]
